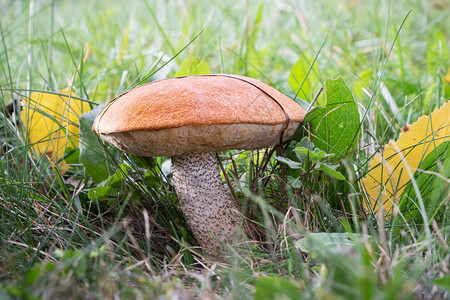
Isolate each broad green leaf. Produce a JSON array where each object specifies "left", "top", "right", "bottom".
[
  {"left": 144, "top": 169, "right": 163, "bottom": 190},
  {"left": 79, "top": 105, "right": 111, "bottom": 183},
  {"left": 129, "top": 154, "right": 156, "bottom": 169},
  {"left": 294, "top": 147, "right": 320, "bottom": 160},
  {"left": 88, "top": 163, "right": 129, "bottom": 201},
  {"left": 294, "top": 147, "right": 335, "bottom": 162},
  {"left": 63, "top": 147, "right": 79, "bottom": 164},
  {"left": 104, "top": 163, "right": 129, "bottom": 188},
  {"left": 88, "top": 185, "right": 117, "bottom": 201},
  {"left": 316, "top": 163, "right": 345, "bottom": 180},
  {"left": 287, "top": 176, "right": 303, "bottom": 188},
  {"left": 305, "top": 77, "right": 360, "bottom": 157},
  {"left": 274, "top": 156, "right": 304, "bottom": 169},
  {"left": 25, "top": 267, "right": 41, "bottom": 286},
  {"left": 254, "top": 276, "right": 302, "bottom": 300},
  {"left": 295, "top": 233, "right": 371, "bottom": 254},
  {"left": 174, "top": 57, "right": 211, "bottom": 77},
  {"left": 288, "top": 52, "right": 319, "bottom": 102},
  {"left": 432, "top": 275, "right": 450, "bottom": 291}
]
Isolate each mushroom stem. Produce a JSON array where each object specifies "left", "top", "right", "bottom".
[{"left": 171, "top": 152, "right": 243, "bottom": 257}]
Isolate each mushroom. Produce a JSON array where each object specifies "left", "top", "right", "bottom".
[{"left": 92, "top": 74, "right": 306, "bottom": 257}]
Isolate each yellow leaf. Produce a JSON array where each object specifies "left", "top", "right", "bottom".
[
  {"left": 362, "top": 101, "right": 449, "bottom": 215},
  {"left": 21, "top": 88, "right": 91, "bottom": 170}
]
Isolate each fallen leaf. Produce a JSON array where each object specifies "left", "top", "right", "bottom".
[
  {"left": 21, "top": 88, "right": 91, "bottom": 170},
  {"left": 362, "top": 101, "right": 449, "bottom": 214}
]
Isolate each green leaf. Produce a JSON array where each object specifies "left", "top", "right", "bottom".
[
  {"left": 432, "top": 275, "right": 450, "bottom": 291},
  {"left": 288, "top": 52, "right": 319, "bottom": 102},
  {"left": 25, "top": 266, "right": 41, "bottom": 286},
  {"left": 130, "top": 154, "right": 156, "bottom": 169},
  {"left": 104, "top": 163, "right": 129, "bottom": 188},
  {"left": 79, "top": 105, "right": 112, "bottom": 183},
  {"left": 144, "top": 169, "right": 162, "bottom": 189},
  {"left": 316, "top": 163, "right": 345, "bottom": 180},
  {"left": 174, "top": 57, "right": 211, "bottom": 77},
  {"left": 295, "top": 233, "right": 371, "bottom": 254},
  {"left": 305, "top": 77, "right": 360, "bottom": 157},
  {"left": 88, "top": 185, "right": 117, "bottom": 201},
  {"left": 294, "top": 147, "right": 335, "bottom": 162},
  {"left": 287, "top": 176, "right": 303, "bottom": 188},
  {"left": 274, "top": 156, "right": 304, "bottom": 169},
  {"left": 294, "top": 147, "right": 320, "bottom": 160},
  {"left": 88, "top": 163, "right": 129, "bottom": 201},
  {"left": 63, "top": 147, "right": 79, "bottom": 164},
  {"left": 254, "top": 276, "right": 302, "bottom": 300}
]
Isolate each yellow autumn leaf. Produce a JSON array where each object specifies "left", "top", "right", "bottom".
[
  {"left": 21, "top": 88, "right": 91, "bottom": 170},
  {"left": 362, "top": 101, "right": 449, "bottom": 215}
]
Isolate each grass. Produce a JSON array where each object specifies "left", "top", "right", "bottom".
[{"left": 1, "top": 0, "right": 449, "bottom": 299}]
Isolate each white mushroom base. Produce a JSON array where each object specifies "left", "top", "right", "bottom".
[{"left": 172, "top": 152, "right": 242, "bottom": 257}]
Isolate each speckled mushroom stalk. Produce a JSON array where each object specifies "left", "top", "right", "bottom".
[{"left": 172, "top": 152, "right": 241, "bottom": 256}]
